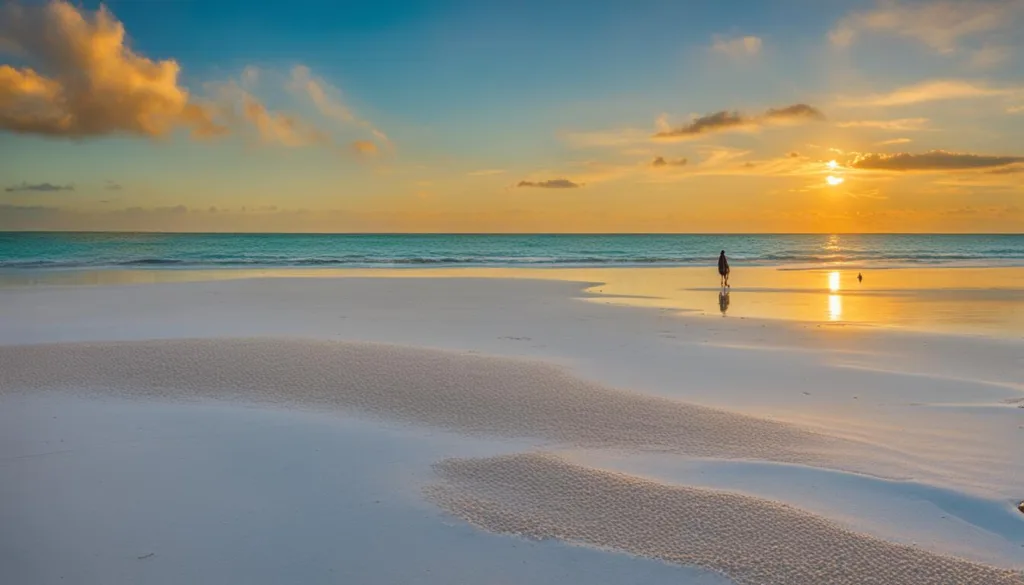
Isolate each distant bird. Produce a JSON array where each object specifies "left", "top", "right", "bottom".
[{"left": 857, "top": 272, "right": 863, "bottom": 283}]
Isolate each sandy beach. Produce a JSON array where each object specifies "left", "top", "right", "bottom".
[{"left": 1, "top": 268, "right": 1022, "bottom": 585}]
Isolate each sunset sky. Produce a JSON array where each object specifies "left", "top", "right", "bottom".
[{"left": 2, "top": 0, "right": 1023, "bottom": 233}]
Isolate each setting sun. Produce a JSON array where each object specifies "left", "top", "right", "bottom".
[
  {"left": 826, "top": 176, "right": 845, "bottom": 186},
  {"left": 827, "top": 160, "right": 839, "bottom": 170}
]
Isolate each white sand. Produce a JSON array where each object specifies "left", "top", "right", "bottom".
[
  {"left": 428, "top": 453, "right": 1023, "bottom": 585},
  {"left": 1, "top": 274, "right": 1022, "bottom": 584}
]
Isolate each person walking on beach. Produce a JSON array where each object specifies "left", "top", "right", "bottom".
[{"left": 718, "top": 250, "right": 730, "bottom": 288}]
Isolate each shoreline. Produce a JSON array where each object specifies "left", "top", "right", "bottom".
[{"left": 2, "top": 264, "right": 1021, "bottom": 337}]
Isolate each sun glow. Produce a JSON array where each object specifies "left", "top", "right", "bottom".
[
  {"left": 826, "top": 176, "right": 845, "bottom": 186},
  {"left": 827, "top": 160, "right": 839, "bottom": 170}
]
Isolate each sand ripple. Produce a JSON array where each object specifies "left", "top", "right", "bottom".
[
  {"left": 428, "top": 453, "right": 1024, "bottom": 585},
  {"left": 2, "top": 338, "right": 830, "bottom": 463}
]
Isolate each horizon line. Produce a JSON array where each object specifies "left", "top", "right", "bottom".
[{"left": 2, "top": 231, "right": 1022, "bottom": 237}]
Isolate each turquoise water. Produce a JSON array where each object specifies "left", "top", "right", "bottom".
[{"left": 1, "top": 233, "right": 1022, "bottom": 269}]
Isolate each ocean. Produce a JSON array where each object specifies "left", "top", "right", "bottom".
[{"left": 1, "top": 232, "right": 1022, "bottom": 270}]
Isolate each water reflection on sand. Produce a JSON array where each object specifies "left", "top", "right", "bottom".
[{"left": 0, "top": 265, "right": 1020, "bottom": 336}]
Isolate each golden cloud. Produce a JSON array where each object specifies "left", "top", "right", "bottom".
[
  {"left": 242, "top": 93, "right": 328, "bottom": 147},
  {"left": 0, "top": 1, "right": 225, "bottom": 138},
  {"left": 0, "top": 1, "right": 369, "bottom": 153},
  {"left": 838, "top": 80, "right": 1014, "bottom": 107},
  {"left": 835, "top": 118, "right": 930, "bottom": 131}
]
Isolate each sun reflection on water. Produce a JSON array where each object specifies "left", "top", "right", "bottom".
[
  {"left": 828, "top": 270, "right": 842, "bottom": 320},
  {"left": 828, "top": 294, "right": 843, "bottom": 321}
]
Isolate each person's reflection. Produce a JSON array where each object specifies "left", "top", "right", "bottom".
[{"left": 718, "top": 290, "right": 730, "bottom": 316}]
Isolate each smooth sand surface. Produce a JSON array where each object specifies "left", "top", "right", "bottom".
[
  {"left": 0, "top": 396, "right": 731, "bottom": 585},
  {"left": 1, "top": 271, "right": 1022, "bottom": 584}
]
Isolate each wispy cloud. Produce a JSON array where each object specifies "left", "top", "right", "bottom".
[
  {"left": 207, "top": 66, "right": 392, "bottom": 152},
  {"left": 850, "top": 150, "right": 1024, "bottom": 171},
  {"left": 654, "top": 104, "right": 824, "bottom": 140},
  {"left": 288, "top": 65, "right": 391, "bottom": 149},
  {"left": 829, "top": 0, "right": 1021, "bottom": 53},
  {"left": 970, "top": 45, "right": 1012, "bottom": 68},
  {"left": 710, "top": 35, "right": 763, "bottom": 58},
  {"left": 877, "top": 138, "right": 912, "bottom": 146},
  {"left": 468, "top": 169, "right": 507, "bottom": 176},
  {"left": 105, "top": 180, "right": 123, "bottom": 191},
  {"left": 835, "top": 118, "right": 930, "bottom": 131},
  {"left": 238, "top": 92, "right": 327, "bottom": 147},
  {"left": 5, "top": 182, "right": 74, "bottom": 192},
  {"left": 1009, "top": 105, "right": 1024, "bottom": 113},
  {"left": 516, "top": 179, "right": 583, "bottom": 189},
  {"left": 988, "top": 164, "right": 1024, "bottom": 175},
  {"left": 0, "top": 1, "right": 225, "bottom": 138},
  {"left": 838, "top": 80, "right": 1015, "bottom": 107}
]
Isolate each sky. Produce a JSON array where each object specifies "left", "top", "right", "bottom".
[{"left": 1, "top": 0, "right": 1023, "bottom": 233}]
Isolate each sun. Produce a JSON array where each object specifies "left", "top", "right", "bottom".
[
  {"left": 826, "top": 175, "right": 844, "bottom": 186},
  {"left": 827, "top": 160, "right": 839, "bottom": 170}
]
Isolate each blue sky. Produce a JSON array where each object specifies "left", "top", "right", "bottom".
[{"left": 1, "top": 0, "right": 1023, "bottom": 232}]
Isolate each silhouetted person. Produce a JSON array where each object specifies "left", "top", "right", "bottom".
[
  {"left": 719, "top": 290, "right": 730, "bottom": 316},
  {"left": 718, "top": 250, "right": 730, "bottom": 288},
  {"left": 857, "top": 272, "right": 863, "bottom": 283}
]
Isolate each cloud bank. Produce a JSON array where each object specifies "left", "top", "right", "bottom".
[
  {"left": 5, "top": 182, "right": 74, "bottom": 192},
  {"left": 850, "top": 150, "right": 1024, "bottom": 171}
]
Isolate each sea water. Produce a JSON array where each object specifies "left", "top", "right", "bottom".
[{"left": 1, "top": 232, "right": 1022, "bottom": 270}]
